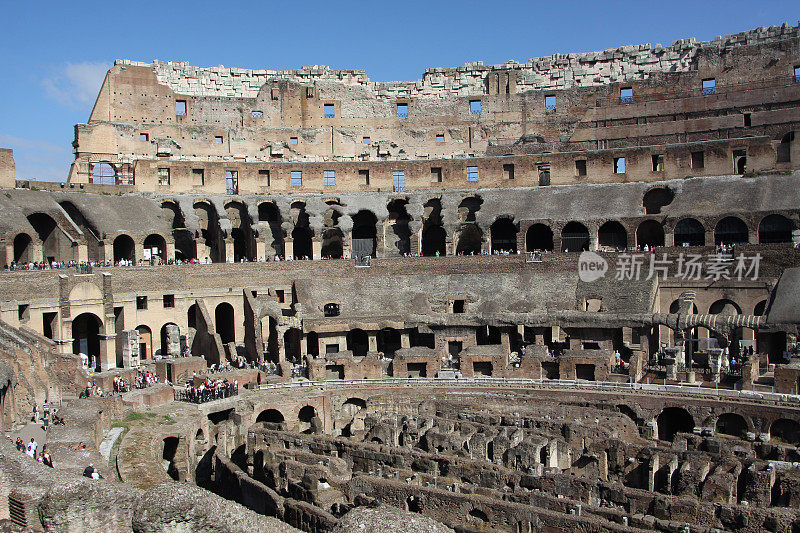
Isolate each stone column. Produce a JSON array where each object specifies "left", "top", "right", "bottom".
[
  {"left": 400, "top": 332, "right": 410, "bottom": 349},
  {"left": 256, "top": 240, "right": 266, "bottom": 262},
  {"left": 166, "top": 241, "right": 176, "bottom": 263},
  {"left": 121, "top": 330, "right": 141, "bottom": 368},
  {"left": 99, "top": 332, "right": 117, "bottom": 371},
  {"left": 225, "top": 240, "right": 235, "bottom": 263},
  {"left": 76, "top": 243, "right": 88, "bottom": 263},
  {"left": 368, "top": 334, "right": 378, "bottom": 353},
  {"left": 312, "top": 239, "right": 322, "bottom": 260},
  {"left": 284, "top": 239, "right": 294, "bottom": 260},
  {"left": 32, "top": 242, "right": 43, "bottom": 263},
  {"left": 164, "top": 324, "right": 181, "bottom": 357}
]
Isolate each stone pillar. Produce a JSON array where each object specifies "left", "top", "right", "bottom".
[
  {"left": 99, "top": 332, "right": 117, "bottom": 371},
  {"left": 121, "top": 330, "right": 140, "bottom": 368},
  {"left": 256, "top": 240, "right": 266, "bottom": 262},
  {"left": 284, "top": 239, "right": 294, "bottom": 260},
  {"left": 589, "top": 228, "right": 599, "bottom": 252},
  {"left": 225, "top": 240, "right": 235, "bottom": 263},
  {"left": 166, "top": 241, "right": 176, "bottom": 263},
  {"left": 400, "top": 332, "right": 410, "bottom": 349},
  {"left": 708, "top": 348, "right": 724, "bottom": 382},
  {"left": 664, "top": 231, "right": 674, "bottom": 247},
  {"left": 312, "top": 239, "right": 322, "bottom": 260},
  {"left": 32, "top": 242, "right": 43, "bottom": 263},
  {"left": 368, "top": 334, "right": 378, "bottom": 353},
  {"left": 135, "top": 242, "right": 144, "bottom": 264},
  {"left": 164, "top": 324, "right": 181, "bottom": 357},
  {"left": 76, "top": 243, "right": 88, "bottom": 263}
]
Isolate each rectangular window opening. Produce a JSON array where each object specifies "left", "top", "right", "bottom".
[
  {"left": 620, "top": 87, "right": 633, "bottom": 103},
  {"left": 358, "top": 169, "right": 370, "bottom": 185},
  {"left": 795, "top": 66, "right": 800, "bottom": 83},
  {"left": 136, "top": 296, "right": 148, "bottom": 310},
  {"left": 392, "top": 170, "right": 405, "bottom": 192},
  {"left": 192, "top": 168, "right": 205, "bottom": 186},
  {"left": 323, "top": 170, "right": 335, "bottom": 186},
  {"left": 691, "top": 151, "right": 704, "bottom": 169},
  {"left": 362, "top": 136, "right": 371, "bottom": 145},
  {"left": 289, "top": 137, "right": 298, "bottom": 145},
  {"left": 466, "top": 166, "right": 478, "bottom": 182},
  {"left": 324, "top": 103, "right": 335, "bottom": 118},
  {"left": 744, "top": 113, "right": 751, "bottom": 127},
  {"left": 158, "top": 167, "right": 170, "bottom": 186},
  {"left": 470, "top": 100, "right": 482, "bottom": 115},
  {"left": 575, "top": 160, "right": 587, "bottom": 176},
  {"left": 651, "top": 154, "right": 664, "bottom": 172},
  {"left": 17, "top": 304, "right": 29, "bottom": 322},
  {"left": 251, "top": 110, "right": 263, "bottom": 118},
  {"left": 139, "top": 133, "right": 149, "bottom": 142},
  {"left": 613, "top": 157, "right": 626, "bottom": 174},
  {"left": 436, "top": 134, "right": 445, "bottom": 143},
  {"left": 214, "top": 136, "right": 223, "bottom": 144},
  {"left": 545, "top": 95, "right": 556, "bottom": 110},
  {"left": 175, "top": 100, "right": 187, "bottom": 116},
  {"left": 431, "top": 167, "right": 442, "bottom": 183},
  {"left": 702, "top": 78, "right": 716, "bottom": 95},
  {"left": 503, "top": 163, "right": 515, "bottom": 180},
  {"left": 42, "top": 312, "right": 57, "bottom": 340},
  {"left": 258, "top": 169, "right": 270, "bottom": 187},
  {"left": 396, "top": 103, "right": 408, "bottom": 118},
  {"left": 225, "top": 170, "right": 239, "bottom": 195},
  {"left": 452, "top": 300, "right": 465, "bottom": 314},
  {"left": 163, "top": 294, "right": 175, "bottom": 308},
  {"left": 276, "top": 290, "right": 285, "bottom": 303},
  {"left": 291, "top": 170, "right": 302, "bottom": 187}
]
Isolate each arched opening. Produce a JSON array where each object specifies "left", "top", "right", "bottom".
[
  {"left": 754, "top": 300, "right": 767, "bottom": 317},
  {"left": 777, "top": 132, "right": 794, "bottom": 163},
  {"left": 715, "top": 216, "right": 749, "bottom": 246},
  {"left": 298, "top": 405, "right": 317, "bottom": 434},
  {"left": 321, "top": 229, "right": 343, "bottom": 259},
  {"left": 759, "top": 214, "right": 793, "bottom": 244},
  {"left": 60, "top": 201, "right": 103, "bottom": 261},
  {"left": 347, "top": 329, "right": 369, "bottom": 357},
  {"left": 323, "top": 303, "right": 340, "bottom": 317},
  {"left": 143, "top": 234, "right": 167, "bottom": 264},
  {"left": 187, "top": 304, "right": 198, "bottom": 330},
  {"left": 290, "top": 202, "right": 313, "bottom": 260},
  {"left": 160, "top": 323, "right": 179, "bottom": 357},
  {"left": 421, "top": 226, "right": 446, "bottom": 256},
  {"left": 643, "top": 187, "right": 674, "bottom": 215},
  {"left": 214, "top": 303, "right": 235, "bottom": 344},
  {"left": 136, "top": 325, "right": 152, "bottom": 360},
  {"left": 306, "top": 331, "right": 319, "bottom": 358},
  {"left": 735, "top": 154, "right": 747, "bottom": 174},
  {"left": 161, "top": 201, "right": 195, "bottom": 261},
  {"left": 226, "top": 201, "right": 255, "bottom": 262},
  {"left": 709, "top": 299, "right": 741, "bottom": 316},
  {"left": 12, "top": 233, "right": 33, "bottom": 263},
  {"left": 91, "top": 162, "right": 116, "bottom": 185},
  {"left": 674, "top": 218, "right": 705, "bottom": 247},
  {"left": 258, "top": 202, "right": 285, "bottom": 258},
  {"left": 771, "top": 418, "right": 800, "bottom": 445},
  {"left": 161, "top": 201, "right": 186, "bottom": 229},
  {"left": 456, "top": 224, "right": 483, "bottom": 255},
  {"left": 458, "top": 196, "right": 483, "bottom": 223},
  {"left": 561, "top": 222, "right": 589, "bottom": 252},
  {"left": 256, "top": 409, "right": 285, "bottom": 424},
  {"left": 284, "top": 328, "right": 302, "bottom": 363},
  {"left": 657, "top": 407, "right": 695, "bottom": 442},
  {"left": 113, "top": 234, "right": 135, "bottom": 263},
  {"left": 162, "top": 437, "right": 181, "bottom": 481},
  {"left": 469, "top": 509, "right": 489, "bottom": 523},
  {"left": 27, "top": 213, "right": 64, "bottom": 263},
  {"left": 377, "top": 328, "right": 401, "bottom": 358},
  {"left": 490, "top": 218, "right": 518, "bottom": 253},
  {"left": 72, "top": 313, "right": 102, "bottom": 371},
  {"left": 526, "top": 223, "right": 554, "bottom": 252},
  {"left": 406, "top": 495, "right": 422, "bottom": 513},
  {"left": 387, "top": 199, "right": 412, "bottom": 256},
  {"left": 716, "top": 413, "right": 747, "bottom": 438},
  {"left": 636, "top": 220, "right": 665, "bottom": 249},
  {"left": 194, "top": 201, "right": 225, "bottom": 262},
  {"left": 351, "top": 210, "right": 378, "bottom": 259},
  {"left": 598, "top": 221, "right": 627, "bottom": 251}
]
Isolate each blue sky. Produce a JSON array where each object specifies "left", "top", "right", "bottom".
[{"left": 1, "top": 0, "right": 798, "bottom": 181}]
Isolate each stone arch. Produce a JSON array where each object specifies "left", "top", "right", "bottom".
[
  {"left": 716, "top": 413, "right": 748, "bottom": 438},
  {"left": 758, "top": 214, "right": 793, "bottom": 244},
  {"left": 387, "top": 198, "right": 412, "bottom": 256},
  {"left": 136, "top": 324, "right": 153, "bottom": 360},
  {"left": 636, "top": 220, "right": 665, "bottom": 248},
  {"left": 72, "top": 312, "right": 102, "bottom": 371},
  {"left": 284, "top": 327, "right": 302, "bottom": 362},
  {"left": 225, "top": 201, "right": 256, "bottom": 262},
  {"left": 674, "top": 218, "right": 705, "bottom": 247},
  {"left": 777, "top": 131, "right": 794, "bottom": 163},
  {"left": 377, "top": 328, "right": 402, "bottom": 358},
  {"left": 290, "top": 201, "right": 313, "bottom": 260},
  {"left": 657, "top": 407, "right": 694, "bottom": 442},
  {"left": 456, "top": 224, "right": 483, "bottom": 255},
  {"left": 709, "top": 299, "right": 742, "bottom": 316},
  {"left": 561, "top": 222, "right": 589, "bottom": 252},
  {"left": 421, "top": 226, "right": 446, "bottom": 256},
  {"left": 490, "top": 218, "right": 518, "bottom": 253},
  {"left": 258, "top": 201, "right": 285, "bottom": 258},
  {"left": 643, "top": 187, "right": 674, "bottom": 215},
  {"left": 351, "top": 210, "right": 378, "bottom": 258},
  {"left": 161, "top": 201, "right": 195, "bottom": 260},
  {"left": 256, "top": 408, "right": 285, "bottom": 424},
  {"left": 298, "top": 405, "right": 317, "bottom": 434},
  {"left": 714, "top": 216, "right": 749, "bottom": 246},
  {"left": 771, "top": 418, "right": 800, "bottom": 445},
  {"left": 143, "top": 233, "right": 167, "bottom": 263},
  {"left": 215, "top": 302, "right": 235, "bottom": 344},
  {"left": 12, "top": 233, "right": 33, "bottom": 263},
  {"left": 194, "top": 201, "right": 225, "bottom": 263},
  {"left": 27, "top": 213, "right": 68, "bottom": 263},
  {"left": 161, "top": 200, "right": 186, "bottom": 229},
  {"left": 347, "top": 329, "right": 369, "bottom": 357},
  {"left": 323, "top": 303, "right": 340, "bottom": 317},
  {"left": 526, "top": 223, "right": 554, "bottom": 252},
  {"left": 187, "top": 303, "right": 198, "bottom": 329},
  {"left": 321, "top": 228, "right": 344, "bottom": 259},
  {"left": 162, "top": 436, "right": 182, "bottom": 481},
  {"left": 113, "top": 234, "right": 135, "bottom": 263},
  {"left": 753, "top": 300, "right": 768, "bottom": 316},
  {"left": 91, "top": 162, "right": 116, "bottom": 184},
  {"left": 598, "top": 221, "right": 627, "bottom": 251}
]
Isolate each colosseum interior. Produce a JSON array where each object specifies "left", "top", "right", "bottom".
[{"left": 1, "top": 22, "right": 800, "bottom": 533}]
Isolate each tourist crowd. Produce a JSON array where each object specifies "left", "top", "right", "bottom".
[
  {"left": 12, "top": 436, "right": 53, "bottom": 467},
  {"left": 179, "top": 378, "right": 238, "bottom": 403}
]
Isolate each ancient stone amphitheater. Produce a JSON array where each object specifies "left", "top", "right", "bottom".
[{"left": 1, "top": 23, "right": 800, "bottom": 533}]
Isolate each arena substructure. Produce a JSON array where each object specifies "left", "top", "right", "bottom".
[{"left": 1, "top": 22, "right": 800, "bottom": 533}]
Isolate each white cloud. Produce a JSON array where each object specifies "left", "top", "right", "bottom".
[
  {"left": 0, "top": 134, "right": 72, "bottom": 181},
  {"left": 42, "top": 62, "right": 109, "bottom": 108}
]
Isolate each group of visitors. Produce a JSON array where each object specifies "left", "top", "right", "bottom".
[
  {"left": 12, "top": 436, "right": 53, "bottom": 467},
  {"left": 111, "top": 369, "right": 159, "bottom": 393},
  {"left": 31, "top": 404, "right": 62, "bottom": 431},
  {"left": 180, "top": 378, "right": 238, "bottom": 403}
]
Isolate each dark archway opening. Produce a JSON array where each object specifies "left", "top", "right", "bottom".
[
  {"left": 226, "top": 201, "right": 255, "bottom": 262},
  {"left": 715, "top": 216, "right": 749, "bottom": 246},
  {"left": 759, "top": 214, "right": 793, "bottom": 244},
  {"left": 162, "top": 437, "right": 181, "bottom": 481},
  {"left": 215, "top": 302, "right": 235, "bottom": 344},
  {"left": 643, "top": 187, "right": 674, "bottom": 215},
  {"left": 456, "top": 224, "right": 482, "bottom": 255},
  {"left": 674, "top": 218, "right": 705, "bottom": 247},
  {"left": 143, "top": 234, "right": 167, "bottom": 263},
  {"left": 490, "top": 218, "right": 518, "bottom": 253},
  {"left": 298, "top": 405, "right": 317, "bottom": 434},
  {"left": 636, "top": 220, "right": 665, "bottom": 249},
  {"left": 598, "top": 221, "right": 627, "bottom": 251},
  {"left": 716, "top": 413, "right": 747, "bottom": 438},
  {"left": 387, "top": 199, "right": 411, "bottom": 256},
  {"left": 258, "top": 202, "right": 285, "bottom": 258},
  {"left": 347, "top": 329, "right": 369, "bottom": 357},
  {"left": 72, "top": 313, "right": 102, "bottom": 371},
  {"left": 422, "top": 226, "right": 446, "bottom": 257},
  {"left": 321, "top": 229, "right": 343, "bottom": 259},
  {"left": 352, "top": 210, "right": 378, "bottom": 258},
  {"left": 771, "top": 418, "right": 800, "bottom": 445},
  {"left": 561, "top": 222, "right": 589, "bottom": 252},
  {"left": 256, "top": 409, "right": 285, "bottom": 425},
  {"left": 194, "top": 201, "right": 225, "bottom": 263},
  {"left": 377, "top": 328, "right": 402, "bottom": 358},
  {"left": 526, "top": 223, "right": 554, "bottom": 252},
  {"left": 113, "top": 234, "right": 135, "bottom": 263},
  {"left": 657, "top": 407, "right": 695, "bottom": 442},
  {"left": 777, "top": 132, "right": 794, "bottom": 163},
  {"left": 284, "top": 328, "right": 302, "bottom": 363},
  {"left": 13, "top": 233, "right": 32, "bottom": 263}
]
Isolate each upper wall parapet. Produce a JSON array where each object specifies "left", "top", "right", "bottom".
[{"left": 117, "top": 23, "right": 800, "bottom": 100}]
